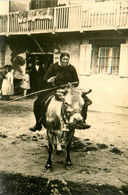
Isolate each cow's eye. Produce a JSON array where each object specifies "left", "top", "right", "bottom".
[{"left": 64, "top": 102, "right": 69, "bottom": 107}]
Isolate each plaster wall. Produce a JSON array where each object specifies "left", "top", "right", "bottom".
[
  {"left": 59, "top": 39, "right": 80, "bottom": 71},
  {"left": 81, "top": 39, "right": 89, "bottom": 45},
  {"left": 0, "top": 1, "right": 9, "bottom": 14},
  {"left": 5, "top": 45, "right": 12, "bottom": 65}
]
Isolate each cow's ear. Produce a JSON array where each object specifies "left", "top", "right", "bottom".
[{"left": 82, "top": 93, "right": 92, "bottom": 105}]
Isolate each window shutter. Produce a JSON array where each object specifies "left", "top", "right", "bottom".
[
  {"left": 79, "top": 44, "right": 92, "bottom": 76},
  {"left": 119, "top": 44, "right": 128, "bottom": 77}
]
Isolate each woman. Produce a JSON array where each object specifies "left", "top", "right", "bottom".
[
  {"left": 29, "top": 52, "right": 79, "bottom": 132},
  {"left": 43, "top": 52, "right": 79, "bottom": 87}
]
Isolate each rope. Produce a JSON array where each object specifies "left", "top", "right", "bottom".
[{"left": 8, "top": 82, "right": 78, "bottom": 103}]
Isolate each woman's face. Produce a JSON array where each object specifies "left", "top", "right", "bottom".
[{"left": 61, "top": 56, "right": 69, "bottom": 67}]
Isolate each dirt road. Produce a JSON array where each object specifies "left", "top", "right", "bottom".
[{"left": 0, "top": 98, "right": 128, "bottom": 194}]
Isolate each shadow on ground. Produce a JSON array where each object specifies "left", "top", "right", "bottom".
[{"left": 0, "top": 172, "right": 127, "bottom": 195}]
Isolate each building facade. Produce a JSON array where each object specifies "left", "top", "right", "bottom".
[{"left": 0, "top": 0, "right": 128, "bottom": 83}]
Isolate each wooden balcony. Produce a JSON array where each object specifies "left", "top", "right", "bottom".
[{"left": 0, "top": 1, "right": 128, "bottom": 35}]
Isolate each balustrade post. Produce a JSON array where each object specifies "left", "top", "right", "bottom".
[
  {"left": 52, "top": 7, "right": 56, "bottom": 34},
  {"left": 80, "top": 5, "right": 83, "bottom": 33},
  {"left": 116, "top": 1, "right": 121, "bottom": 28},
  {"left": 26, "top": 15, "right": 29, "bottom": 33},
  {"left": 7, "top": 14, "right": 9, "bottom": 35}
]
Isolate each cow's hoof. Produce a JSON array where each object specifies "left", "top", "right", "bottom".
[
  {"left": 45, "top": 164, "right": 53, "bottom": 173},
  {"left": 65, "top": 162, "right": 73, "bottom": 170}
]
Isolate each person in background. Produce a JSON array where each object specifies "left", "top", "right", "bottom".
[
  {"left": 27, "top": 62, "right": 33, "bottom": 93},
  {"left": 20, "top": 68, "right": 30, "bottom": 96},
  {"left": 29, "top": 51, "right": 79, "bottom": 132},
  {"left": 39, "top": 63, "right": 47, "bottom": 89},
  {"left": 1, "top": 65, "right": 14, "bottom": 100},
  {"left": 41, "top": 63, "right": 47, "bottom": 73},
  {"left": 0, "top": 69, "right": 4, "bottom": 99},
  {"left": 31, "top": 59, "right": 44, "bottom": 92}
]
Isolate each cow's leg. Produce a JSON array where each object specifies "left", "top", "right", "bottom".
[
  {"left": 45, "top": 131, "right": 53, "bottom": 172},
  {"left": 55, "top": 136, "right": 63, "bottom": 156},
  {"left": 46, "top": 145, "right": 53, "bottom": 172},
  {"left": 29, "top": 98, "right": 42, "bottom": 131},
  {"left": 65, "top": 129, "right": 75, "bottom": 169}
]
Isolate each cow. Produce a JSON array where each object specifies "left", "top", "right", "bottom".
[{"left": 41, "top": 83, "right": 92, "bottom": 172}]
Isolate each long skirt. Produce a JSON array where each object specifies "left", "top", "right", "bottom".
[{"left": 1, "top": 78, "right": 14, "bottom": 95}]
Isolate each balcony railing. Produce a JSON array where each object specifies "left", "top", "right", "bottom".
[
  {"left": 7, "top": 8, "right": 54, "bottom": 34},
  {"left": 0, "top": 15, "right": 8, "bottom": 34},
  {"left": 0, "top": 1, "right": 128, "bottom": 35}
]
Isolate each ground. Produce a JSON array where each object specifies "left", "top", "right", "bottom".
[{"left": 0, "top": 96, "right": 128, "bottom": 195}]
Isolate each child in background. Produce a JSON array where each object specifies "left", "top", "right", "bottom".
[
  {"left": 1, "top": 65, "right": 14, "bottom": 100},
  {"left": 21, "top": 68, "right": 30, "bottom": 96}
]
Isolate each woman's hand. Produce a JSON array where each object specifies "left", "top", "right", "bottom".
[{"left": 47, "top": 76, "right": 56, "bottom": 84}]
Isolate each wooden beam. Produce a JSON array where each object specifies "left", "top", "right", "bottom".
[{"left": 30, "top": 35, "right": 44, "bottom": 53}]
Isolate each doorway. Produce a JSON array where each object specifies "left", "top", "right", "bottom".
[{"left": 26, "top": 52, "right": 53, "bottom": 70}]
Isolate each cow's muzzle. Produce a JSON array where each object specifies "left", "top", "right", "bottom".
[
  {"left": 68, "top": 121, "right": 90, "bottom": 129},
  {"left": 66, "top": 109, "right": 81, "bottom": 119}
]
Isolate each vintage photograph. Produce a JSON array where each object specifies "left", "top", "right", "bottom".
[{"left": 0, "top": 0, "right": 128, "bottom": 194}]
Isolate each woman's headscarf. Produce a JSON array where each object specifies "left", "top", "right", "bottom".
[{"left": 60, "top": 52, "right": 70, "bottom": 61}]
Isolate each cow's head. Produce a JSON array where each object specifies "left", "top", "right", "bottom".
[{"left": 56, "top": 84, "right": 92, "bottom": 129}]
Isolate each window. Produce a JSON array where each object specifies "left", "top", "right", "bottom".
[
  {"left": 111, "top": 47, "right": 120, "bottom": 74},
  {"left": 97, "top": 47, "right": 120, "bottom": 75}
]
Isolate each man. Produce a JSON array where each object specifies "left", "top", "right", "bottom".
[{"left": 31, "top": 59, "right": 45, "bottom": 92}]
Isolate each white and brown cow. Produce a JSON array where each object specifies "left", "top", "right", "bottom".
[{"left": 42, "top": 84, "right": 92, "bottom": 172}]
